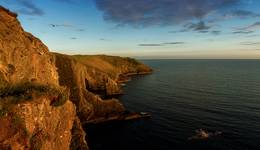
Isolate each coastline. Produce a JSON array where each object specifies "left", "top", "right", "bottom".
[
  {"left": 116, "top": 71, "right": 153, "bottom": 83},
  {"left": 0, "top": 7, "right": 153, "bottom": 150}
]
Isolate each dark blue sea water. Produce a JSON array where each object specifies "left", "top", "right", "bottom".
[{"left": 86, "top": 60, "right": 260, "bottom": 150}]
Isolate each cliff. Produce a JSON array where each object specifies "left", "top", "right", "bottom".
[
  {"left": 0, "top": 6, "right": 152, "bottom": 150},
  {"left": 73, "top": 55, "right": 152, "bottom": 82},
  {"left": 0, "top": 6, "right": 84, "bottom": 150},
  {"left": 53, "top": 53, "right": 152, "bottom": 125},
  {"left": 53, "top": 53, "right": 126, "bottom": 122}
]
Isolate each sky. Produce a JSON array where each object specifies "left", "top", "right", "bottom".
[{"left": 0, "top": 0, "right": 260, "bottom": 59}]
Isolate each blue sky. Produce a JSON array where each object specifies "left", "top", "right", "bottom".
[{"left": 1, "top": 0, "right": 260, "bottom": 59}]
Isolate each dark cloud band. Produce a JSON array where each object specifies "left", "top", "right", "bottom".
[
  {"left": 139, "top": 42, "right": 185, "bottom": 47},
  {"left": 16, "top": 0, "right": 44, "bottom": 16},
  {"left": 95, "top": 0, "right": 241, "bottom": 27}
]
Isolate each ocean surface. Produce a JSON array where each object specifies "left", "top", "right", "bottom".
[{"left": 85, "top": 60, "right": 260, "bottom": 150}]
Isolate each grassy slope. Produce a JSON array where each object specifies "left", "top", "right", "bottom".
[{"left": 73, "top": 55, "right": 152, "bottom": 79}]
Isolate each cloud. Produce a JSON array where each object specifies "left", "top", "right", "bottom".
[
  {"left": 211, "top": 30, "right": 221, "bottom": 35},
  {"left": 95, "top": 0, "right": 241, "bottom": 27},
  {"left": 169, "top": 21, "right": 214, "bottom": 34},
  {"left": 240, "top": 41, "right": 260, "bottom": 45},
  {"left": 16, "top": 0, "right": 44, "bottom": 16},
  {"left": 232, "top": 30, "right": 254, "bottom": 34},
  {"left": 55, "top": 0, "right": 77, "bottom": 3},
  {"left": 162, "top": 42, "right": 185, "bottom": 45},
  {"left": 76, "top": 29, "right": 86, "bottom": 32},
  {"left": 49, "top": 23, "right": 85, "bottom": 32},
  {"left": 139, "top": 44, "right": 162, "bottom": 47},
  {"left": 168, "top": 22, "right": 221, "bottom": 35},
  {"left": 208, "top": 9, "right": 260, "bottom": 23},
  {"left": 70, "top": 37, "right": 77, "bottom": 40},
  {"left": 139, "top": 42, "right": 184, "bottom": 46},
  {"left": 12, "top": 0, "right": 80, "bottom": 16},
  {"left": 49, "top": 24, "right": 74, "bottom": 28},
  {"left": 238, "top": 22, "right": 260, "bottom": 31},
  {"left": 171, "top": 25, "right": 221, "bottom": 35},
  {"left": 233, "top": 22, "right": 260, "bottom": 35},
  {"left": 99, "top": 38, "right": 111, "bottom": 41},
  {"left": 228, "top": 10, "right": 260, "bottom": 18},
  {"left": 184, "top": 21, "right": 211, "bottom": 31},
  {"left": 246, "top": 34, "right": 260, "bottom": 37}
]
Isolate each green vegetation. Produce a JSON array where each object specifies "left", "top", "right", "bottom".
[
  {"left": 12, "top": 114, "right": 30, "bottom": 138},
  {"left": 0, "top": 82, "right": 69, "bottom": 106},
  {"left": 0, "top": 82, "right": 69, "bottom": 117},
  {"left": 0, "top": 107, "right": 8, "bottom": 117},
  {"left": 50, "top": 87, "right": 69, "bottom": 107},
  {"left": 125, "top": 57, "right": 140, "bottom": 65}
]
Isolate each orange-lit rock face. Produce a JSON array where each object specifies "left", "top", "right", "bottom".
[
  {"left": 0, "top": 6, "right": 58, "bottom": 86},
  {"left": 0, "top": 7, "right": 79, "bottom": 150},
  {"left": 0, "top": 97, "right": 76, "bottom": 150},
  {"left": 54, "top": 53, "right": 125, "bottom": 122}
]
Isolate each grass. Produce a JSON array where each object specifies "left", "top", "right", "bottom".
[
  {"left": 0, "top": 108, "right": 8, "bottom": 117},
  {"left": 0, "top": 82, "right": 69, "bottom": 117},
  {"left": 11, "top": 114, "right": 30, "bottom": 139}
]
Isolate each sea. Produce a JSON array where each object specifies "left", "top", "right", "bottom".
[{"left": 85, "top": 60, "right": 260, "bottom": 150}]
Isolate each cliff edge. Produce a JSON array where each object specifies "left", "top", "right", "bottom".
[{"left": 0, "top": 6, "right": 83, "bottom": 150}]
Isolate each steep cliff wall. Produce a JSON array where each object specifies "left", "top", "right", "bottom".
[
  {"left": 54, "top": 53, "right": 125, "bottom": 122},
  {"left": 0, "top": 6, "right": 83, "bottom": 150},
  {"left": 0, "top": 7, "right": 58, "bottom": 86},
  {"left": 54, "top": 53, "right": 152, "bottom": 124}
]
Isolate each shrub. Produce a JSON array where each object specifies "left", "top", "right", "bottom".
[
  {"left": 11, "top": 114, "right": 30, "bottom": 138},
  {"left": 50, "top": 87, "right": 69, "bottom": 107},
  {"left": 0, "top": 108, "right": 8, "bottom": 117},
  {"left": 0, "top": 82, "right": 69, "bottom": 107}
]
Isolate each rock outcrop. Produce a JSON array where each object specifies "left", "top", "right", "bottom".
[
  {"left": 0, "top": 6, "right": 58, "bottom": 86},
  {"left": 54, "top": 53, "right": 126, "bottom": 122},
  {"left": 0, "top": 6, "right": 83, "bottom": 150}
]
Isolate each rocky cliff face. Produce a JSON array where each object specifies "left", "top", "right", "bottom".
[
  {"left": 0, "top": 6, "right": 81, "bottom": 150},
  {"left": 0, "top": 7, "right": 58, "bottom": 86},
  {"left": 54, "top": 53, "right": 152, "bottom": 125},
  {"left": 54, "top": 53, "right": 125, "bottom": 122},
  {"left": 0, "top": 97, "right": 76, "bottom": 150}
]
